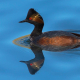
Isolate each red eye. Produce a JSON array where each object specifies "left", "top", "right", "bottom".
[
  {"left": 30, "top": 63, "right": 33, "bottom": 66},
  {"left": 29, "top": 17, "right": 32, "bottom": 20}
]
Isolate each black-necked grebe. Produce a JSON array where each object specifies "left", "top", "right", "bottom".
[{"left": 19, "top": 8, "right": 80, "bottom": 51}]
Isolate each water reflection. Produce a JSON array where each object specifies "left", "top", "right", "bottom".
[
  {"left": 12, "top": 31, "right": 80, "bottom": 74},
  {"left": 20, "top": 45, "right": 44, "bottom": 75}
]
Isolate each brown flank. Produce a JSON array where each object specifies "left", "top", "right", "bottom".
[{"left": 37, "top": 36, "right": 78, "bottom": 46}]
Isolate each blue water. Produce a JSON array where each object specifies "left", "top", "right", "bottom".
[{"left": 1, "top": 0, "right": 80, "bottom": 80}]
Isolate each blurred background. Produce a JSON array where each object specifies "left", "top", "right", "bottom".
[{"left": 0, "top": 0, "right": 80, "bottom": 80}]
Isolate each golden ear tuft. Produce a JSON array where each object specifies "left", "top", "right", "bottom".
[{"left": 29, "top": 14, "right": 44, "bottom": 24}]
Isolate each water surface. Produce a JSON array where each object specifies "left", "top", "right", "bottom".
[{"left": 1, "top": 0, "right": 80, "bottom": 80}]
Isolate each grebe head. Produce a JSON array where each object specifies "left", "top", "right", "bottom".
[
  {"left": 19, "top": 8, "right": 44, "bottom": 25},
  {"left": 19, "top": 8, "right": 44, "bottom": 40}
]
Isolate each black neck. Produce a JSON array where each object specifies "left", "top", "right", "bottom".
[
  {"left": 24, "top": 19, "right": 44, "bottom": 38},
  {"left": 30, "top": 24, "right": 44, "bottom": 38}
]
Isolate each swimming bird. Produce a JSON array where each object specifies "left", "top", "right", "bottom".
[{"left": 19, "top": 8, "right": 80, "bottom": 51}]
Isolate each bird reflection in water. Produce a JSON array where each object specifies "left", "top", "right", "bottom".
[
  {"left": 20, "top": 44, "right": 44, "bottom": 75},
  {"left": 13, "top": 31, "right": 80, "bottom": 75},
  {"left": 13, "top": 8, "right": 80, "bottom": 75}
]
